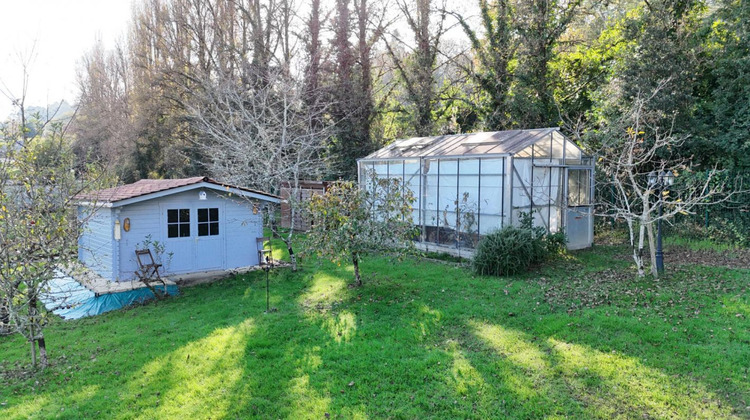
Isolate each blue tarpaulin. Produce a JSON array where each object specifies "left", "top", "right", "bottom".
[{"left": 41, "top": 271, "right": 178, "bottom": 320}]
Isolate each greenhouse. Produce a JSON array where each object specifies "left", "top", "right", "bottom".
[{"left": 358, "top": 128, "right": 595, "bottom": 252}]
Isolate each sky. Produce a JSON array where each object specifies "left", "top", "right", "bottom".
[
  {"left": 0, "top": 0, "right": 475, "bottom": 120},
  {"left": 0, "top": 0, "right": 133, "bottom": 119}
]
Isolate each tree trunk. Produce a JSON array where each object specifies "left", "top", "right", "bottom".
[
  {"left": 353, "top": 255, "right": 361, "bottom": 287},
  {"left": 30, "top": 336, "right": 36, "bottom": 368},
  {"left": 0, "top": 298, "right": 9, "bottom": 335},
  {"left": 287, "top": 244, "right": 297, "bottom": 272},
  {"left": 37, "top": 336, "right": 48, "bottom": 368},
  {"left": 645, "top": 220, "right": 658, "bottom": 278},
  {"left": 632, "top": 220, "right": 646, "bottom": 277}
]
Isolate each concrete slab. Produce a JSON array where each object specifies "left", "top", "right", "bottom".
[
  {"left": 416, "top": 242, "right": 475, "bottom": 259},
  {"left": 168, "top": 260, "right": 289, "bottom": 287},
  {"left": 62, "top": 263, "right": 176, "bottom": 296}
]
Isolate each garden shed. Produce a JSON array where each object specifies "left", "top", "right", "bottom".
[
  {"left": 75, "top": 176, "right": 280, "bottom": 282},
  {"left": 358, "top": 128, "right": 594, "bottom": 251}
]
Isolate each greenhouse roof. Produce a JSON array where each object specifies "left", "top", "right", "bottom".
[{"left": 361, "top": 127, "right": 567, "bottom": 160}]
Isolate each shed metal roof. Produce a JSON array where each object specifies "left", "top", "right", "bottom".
[
  {"left": 75, "top": 176, "right": 280, "bottom": 206},
  {"left": 360, "top": 127, "right": 561, "bottom": 160}
]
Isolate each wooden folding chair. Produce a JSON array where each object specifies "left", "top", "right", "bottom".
[
  {"left": 135, "top": 249, "right": 163, "bottom": 280},
  {"left": 134, "top": 249, "right": 168, "bottom": 298}
]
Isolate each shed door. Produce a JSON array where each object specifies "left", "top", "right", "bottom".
[
  {"left": 194, "top": 205, "right": 223, "bottom": 271},
  {"left": 163, "top": 206, "right": 195, "bottom": 273},
  {"left": 565, "top": 169, "right": 593, "bottom": 249}
]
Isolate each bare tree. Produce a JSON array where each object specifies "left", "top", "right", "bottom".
[
  {"left": 188, "top": 68, "right": 332, "bottom": 270},
  {"left": 595, "top": 81, "right": 730, "bottom": 278},
  {"left": 72, "top": 39, "right": 135, "bottom": 178}
]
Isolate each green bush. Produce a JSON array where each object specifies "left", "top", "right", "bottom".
[
  {"left": 544, "top": 230, "right": 568, "bottom": 254},
  {"left": 473, "top": 224, "right": 566, "bottom": 277}
]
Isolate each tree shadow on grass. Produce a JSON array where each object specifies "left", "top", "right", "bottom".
[
  {"left": 293, "top": 254, "right": 750, "bottom": 418},
  {"left": 1, "top": 252, "right": 748, "bottom": 419},
  {"left": 461, "top": 320, "right": 736, "bottom": 419},
  {"left": 0, "top": 269, "right": 307, "bottom": 418}
]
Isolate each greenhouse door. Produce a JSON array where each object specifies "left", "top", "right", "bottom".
[{"left": 566, "top": 168, "right": 593, "bottom": 249}]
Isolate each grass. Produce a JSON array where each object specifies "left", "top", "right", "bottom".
[
  {"left": 664, "top": 235, "right": 739, "bottom": 252},
  {"left": 1, "top": 241, "right": 749, "bottom": 419}
]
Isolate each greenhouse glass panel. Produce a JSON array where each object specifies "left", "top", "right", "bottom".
[
  {"left": 512, "top": 159, "right": 533, "bottom": 208},
  {"left": 458, "top": 172, "right": 480, "bottom": 246},
  {"left": 532, "top": 167, "right": 551, "bottom": 189},
  {"left": 389, "top": 160, "right": 403, "bottom": 180},
  {"left": 480, "top": 158, "right": 505, "bottom": 175},
  {"left": 372, "top": 161, "right": 388, "bottom": 177},
  {"left": 532, "top": 168, "right": 551, "bottom": 202},
  {"left": 360, "top": 162, "right": 376, "bottom": 181},
  {"left": 533, "top": 141, "right": 551, "bottom": 158},
  {"left": 516, "top": 145, "right": 533, "bottom": 158},
  {"left": 412, "top": 209, "right": 421, "bottom": 225},
  {"left": 564, "top": 139, "right": 582, "bottom": 165},
  {"left": 470, "top": 144, "right": 502, "bottom": 155},
  {"left": 422, "top": 158, "right": 439, "bottom": 233},
  {"left": 551, "top": 133, "right": 566, "bottom": 159},
  {"left": 458, "top": 158, "right": 479, "bottom": 174},
  {"left": 458, "top": 176, "right": 479, "bottom": 198},
  {"left": 402, "top": 160, "right": 421, "bottom": 224},
  {"left": 438, "top": 159, "right": 458, "bottom": 175},
  {"left": 423, "top": 178, "right": 438, "bottom": 212},
  {"left": 549, "top": 205, "right": 562, "bottom": 233},
  {"left": 438, "top": 160, "right": 458, "bottom": 223},
  {"left": 532, "top": 208, "right": 548, "bottom": 228},
  {"left": 403, "top": 159, "right": 420, "bottom": 195},
  {"left": 404, "top": 160, "right": 420, "bottom": 185},
  {"left": 568, "top": 169, "right": 591, "bottom": 206},
  {"left": 479, "top": 214, "right": 503, "bottom": 234},
  {"left": 479, "top": 174, "right": 503, "bottom": 215},
  {"left": 514, "top": 159, "right": 532, "bottom": 182}
]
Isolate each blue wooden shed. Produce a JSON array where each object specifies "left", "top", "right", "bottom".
[{"left": 75, "top": 177, "right": 280, "bottom": 282}]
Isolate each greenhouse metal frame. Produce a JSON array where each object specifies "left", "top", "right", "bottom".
[{"left": 358, "top": 128, "right": 595, "bottom": 252}]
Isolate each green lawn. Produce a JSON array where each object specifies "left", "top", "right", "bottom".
[{"left": 1, "top": 243, "right": 748, "bottom": 419}]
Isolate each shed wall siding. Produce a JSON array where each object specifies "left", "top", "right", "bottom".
[
  {"left": 117, "top": 199, "right": 161, "bottom": 281},
  {"left": 224, "top": 198, "right": 264, "bottom": 268},
  {"left": 78, "top": 207, "right": 115, "bottom": 279}
]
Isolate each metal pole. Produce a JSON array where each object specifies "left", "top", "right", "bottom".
[
  {"left": 456, "top": 159, "right": 460, "bottom": 249},
  {"left": 436, "top": 159, "right": 440, "bottom": 244},
  {"left": 420, "top": 158, "right": 425, "bottom": 243},
  {"left": 655, "top": 186, "right": 664, "bottom": 275},
  {"left": 265, "top": 256, "right": 271, "bottom": 312},
  {"left": 477, "top": 158, "right": 482, "bottom": 236},
  {"left": 705, "top": 171, "right": 710, "bottom": 228},
  {"left": 266, "top": 267, "right": 270, "bottom": 312}
]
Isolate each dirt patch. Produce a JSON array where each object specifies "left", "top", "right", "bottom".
[
  {"left": 538, "top": 265, "right": 747, "bottom": 316},
  {"left": 666, "top": 247, "right": 750, "bottom": 270},
  {"left": 603, "top": 245, "right": 750, "bottom": 270}
]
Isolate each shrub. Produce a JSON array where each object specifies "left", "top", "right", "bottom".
[
  {"left": 544, "top": 230, "right": 568, "bottom": 254},
  {"left": 473, "top": 225, "right": 566, "bottom": 277}
]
